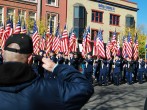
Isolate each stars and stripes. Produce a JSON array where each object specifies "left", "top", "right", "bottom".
[
  {"left": 39, "top": 32, "right": 46, "bottom": 51},
  {"left": 61, "top": 24, "right": 69, "bottom": 55},
  {"left": 21, "top": 22, "right": 27, "bottom": 34},
  {"left": 97, "top": 30, "right": 105, "bottom": 58},
  {"left": 106, "top": 38, "right": 111, "bottom": 59},
  {"left": 0, "top": 23, "right": 4, "bottom": 39},
  {"left": 13, "top": 17, "right": 21, "bottom": 34},
  {"left": 111, "top": 31, "right": 117, "bottom": 56},
  {"left": 126, "top": 32, "right": 132, "bottom": 58},
  {"left": 122, "top": 36, "right": 127, "bottom": 59},
  {"left": 52, "top": 25, "right": 60, "bottom": 53},
  {"left": 46, "top": 22, "right": 53, "bottom": 55},
  {"left": 32, "top": 21, "right": 40, "bottom": 54},
  {"left": 86, "top": 26, "right": 92, "bottom": 54},
  {"left": 69, "top": 30, "right": 77, "bottom": 53},
  {"left": 82, "top": 31, "right": 87, "bottom": 57},
  {"left": 133, "top": 33, "right": 138, "bottom": 60}
]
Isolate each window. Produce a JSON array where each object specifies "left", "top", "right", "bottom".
[
  {"left": 7, "top": 8, "right": 14, "bottom": 20},
  {"left": 29, "top": 11, "right": 36, "bottom": 21},
  {"left": 126, "top": 16, "right": 135, "bottom": 28},
  {"left": 47, "top": 0, "right": 58, "bottom": 6},
  {"left": 47, "top": 13, "right": 58, "bottom": 34},
  {"left": 92, "top": 10, "right": 103, "bottom": 23},
  {"left": 0, "top": 7, "right": 3, "bottom": 24},
  {"left": 110, "top": 14, "right": 120, "bottom": 26},
  {"left": 18, "top": 10, "right": 26, "bottom": 22},
  {"left": 74, "top": 6, "right": 86, "bottom": 39}
]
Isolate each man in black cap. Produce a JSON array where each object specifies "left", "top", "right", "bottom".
[{"left": 0, "top": 34, "right": 94, "bottom": 110}]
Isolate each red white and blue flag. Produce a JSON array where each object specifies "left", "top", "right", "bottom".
[
  {"left": 14, "top": 17, "right": 21, "bottom": 34},
  {"left": 21, "top": 22, "right": 27, "bottom": 34},
  {"left": 133, "top": 33, "right": 138, "bottom": 60},
  {"left": 39, "top": 33, "right": 46, "bottom": 51},
  {"left": 69, "top": 30, "right": 77, "bottom": 52},
  {"left": 126, "top": 32, "right": 132, "bottom": 58}
]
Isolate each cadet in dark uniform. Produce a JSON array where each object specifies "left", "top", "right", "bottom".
[
  {"left": 69, "top": 52, "right": 76, "bottom": 69},
  {"left": 0, "top": 49, "right": 3, "bottom": 65},
  {"left": 50, "top": 50, "right": 57, "bottom": 63},
  {"left": 64, "top": 55, "right": 69, "bottom": 65},
  {"left": 74, "top": 52, "right": 80, "bottom": 70},
  {"left": 99, "top": 58, "right": 108, "bottom": 86},
  {"left": 137, "top": 58, "right": 145, "bottom": 84},
  {"left": 125, "top": 57, "right": 134, "bottom": 85},
  {"left": 57, "top": 52, "right": 65, "bottom": 64},
  {"left": 84, "top": 53, "right": 94, "bottom": 84},
  {"left": 133, "top": 59, "right": 138, "bottom": 83},
  {"left": 113, "top": 56, "right": 121, "bottom": 86}
]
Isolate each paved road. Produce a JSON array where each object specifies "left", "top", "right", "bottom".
[{"left": 82, "top": 83, "right": 147, "bottom": 110}]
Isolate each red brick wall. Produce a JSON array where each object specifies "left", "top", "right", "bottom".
[{"left": 41, "top": 0, "right": 67, "bottom": 31}]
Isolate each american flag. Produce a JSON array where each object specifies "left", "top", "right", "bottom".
[
  {"left": 106, "top": 38, "right": 111, "bottom": 59},
  {"left": 122, "top": 36, "right": 126, "bottom": 58},
  {"left": 93, "top": 34, "right": 98, "bottom": 56},
  {"left": 85, "top": 26, "right": 92, "bottom": 54},
  {"left": 52, "top": 25, "right": 60, "bottom": 53},
  {"left": 82, "top": 31, "right": 87, "bottom": 57},
  {"left": 69, "top": 30, "right": 77, "bottom": 52},
  {"left": 1, "top": 18, "right": 13, "bottom": 50},
  {"left": 13, "top": 17, "right": 21, "bottom": 34},
  {"left": 133, "top": 33, "right": 138, "bottom": 60},
  {"left": 111, "top": 31, "right": 117, "bottom": 56},
  {"left": 97, "top": 30, "right": 105, "bottom": 58},
  {"left": 32, "top": 21, "right": 40, "bottom": 54},
  {"left": 116, "top": 36, "right": 120, "bottom": 56},
  {"left": 39, "top": 32, "right": 46, "bottom": 51},
  {"left": 21, "top": 22, "right": 27, "bottom": 34},
  {"left": 46, "top": 22, "right": 53, "bottom": 55},
  {"left": 61, "top": 24, "right": 69, "bottom": 55},
  {"left": 126, "top": 32, "right": 132, "bottom": 58},
  {"left": 0, "top": 23, "right": 4, "bottom": 39}
]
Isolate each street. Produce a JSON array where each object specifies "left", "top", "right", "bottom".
[{"left": 82, "top": 83, "right": 147, "bottom": 110}]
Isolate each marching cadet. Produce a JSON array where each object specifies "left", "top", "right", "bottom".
[
  {"left": 84, "top": 53, "right": 94, "bottom": 84},
  {"left": 144, "top": 60, "right": 147, "bottom": 81},
  {"left": 137, "top": 58, "right": 145, "bottom": 84},
  {"left": 113, "top": 55, "right": 121, "bottom": 86},
  {"left": 74, "top": 52, "right": 80, "bottom": 70},
  {"left": 107, "top": 57, "right": 113, "bottom": 83},
  {"left": 50, "top": 50, "right": 57, "bottom": 63},
  {"left": 133, "top": 58, "right": 138, "bottom": 83},
  {"left": 125, "top": 56, "right": 134, "bottom": 85},
  {"left": 64, "top": 55, "right": 69, "bottom": 65},
  {"left": 99, "top": 58, "right": 108, "bottom": 86},
  {"left": 57, "top": 52, "right": 65, "bottom": 64},
  {"left": 69, "top": 52, "right": 76, "bottom": 69}
]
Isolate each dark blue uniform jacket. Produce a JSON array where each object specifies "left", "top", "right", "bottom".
[{"left": 0, "top": 62, "right": 94, "bottom": 110}]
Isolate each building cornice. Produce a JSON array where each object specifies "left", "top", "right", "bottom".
[
  {"left": 2, "top": 0, "right": 38, "bottom": 5},
  {"left": 90, "top": 0, "right": 139, "bottom": 12}
]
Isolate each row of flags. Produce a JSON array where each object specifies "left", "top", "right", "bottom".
[
  {"left": 0, "top": 17, "right": 78, "bottom": 56},
  {"left": 0, "top": 16, "right": 139, "bottom": 60}
]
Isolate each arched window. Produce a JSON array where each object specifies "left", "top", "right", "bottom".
[
  {"left": 73, "top": 3, "right": 87, "bottom": 39},
  {"left": 126, "top": 14, "right": 135, "bottom": 28}
]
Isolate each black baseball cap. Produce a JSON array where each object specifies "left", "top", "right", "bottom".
[{"left": 4, "top": 34, "right": 33, "bottom": 54}]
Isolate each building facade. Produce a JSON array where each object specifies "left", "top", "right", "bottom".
[
  {"left": 41, "top": 0, "right": 67, "bottom": 33},
  {"left": 0, "top": 0, "right": 39, "bottom": 27},
  {"left": 67, "top": 0, "right": 138, "bottom": 42}
]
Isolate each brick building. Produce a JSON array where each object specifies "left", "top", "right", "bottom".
[{"left": 41, "top": 0, "right": 67, "bottom": 33}]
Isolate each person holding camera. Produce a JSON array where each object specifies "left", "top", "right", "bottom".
[{"left": 0, "top": 34, "right": 94, "bottom": 110}]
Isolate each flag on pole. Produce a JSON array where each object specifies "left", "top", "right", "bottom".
[
  {"left": 46, "top": 21, "right": 53, "bottom": 55},
  {"left": 69, "top": 30, "right": 77, "bottom": 52},
  {"left": 126, "top": 32, "right": 132, "bottom": 58},
  {"left": 116, "top": 36, "right": 120, "bottom": 56},
  {"left": 61, "top": 24, "right": 69, "bottom": 55},
  {"left": 13, "top": 17, "right": 21, "bottom": 34},
  {"left": 82, "top": 31, "right": 87, "bottom": 57},
  {"left": 39, "top": 32, "right": 46, "bottom": 51},
  {"left": 21, "top": 22, "right": 27, "bottom": 34},
  {"left": 133, "top": 33, "right": 138, "bottom": 60},
  {"left": 111, "top": 31, "right": 117, "bottom": 56},
  {"left": 97, "top": 29, "right": 105, "bottom": 58},
  {"left": 52, "top": 25, "right": 60, "bottom": 53},
  {"left": 106, "top": 38, "right": 111, "bottom": 59},
  {"left": 93, "top": 34, "right": 97, "bottom": 56},
  {"left": 122, "top": 36, "right": 127, "bottom": 59},
  {"left": 32, "top": 21, "right": 40, "bottom": 54},
  {"left": 85, "top": 26, "right": 92, "bottom": 54}
]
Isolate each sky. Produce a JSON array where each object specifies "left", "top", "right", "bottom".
[{"left": 131, "top": 0, "right": 147, "bottom": 34}]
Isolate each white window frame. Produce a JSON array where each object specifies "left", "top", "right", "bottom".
[
  {"left": 29, "top": 11, "right": 36, "bottom": 21},
  {"left": 0, "top": 7, "right": 4, "bottom": 24},
  {"left": 47, "top": 13, "right": 58, "bottom": 34},
  {"left": 47, "top": 0, "right": 59, "bottom": 7},
  {"left": 18, "top": 9, "right": 26, "bottom": 22}
]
